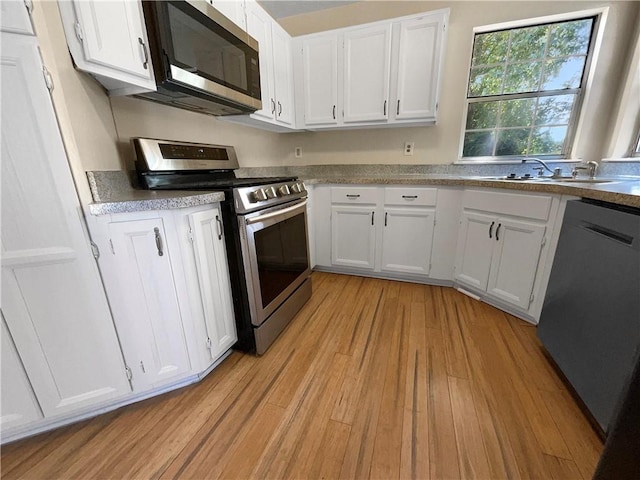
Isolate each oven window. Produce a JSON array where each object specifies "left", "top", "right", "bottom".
[
  {"left": 254, "top": 212, "right": 308, "bottom": 309},
  {"left": 166, "top": 3, "right": 248, "bottom": 92}
]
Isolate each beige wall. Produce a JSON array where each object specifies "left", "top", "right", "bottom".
[
  {"left": 33, "top": 0, "right": 639, "bottom": 206},
  {"left": 277, "top": 1, "right": 640, "bottom": 166}
]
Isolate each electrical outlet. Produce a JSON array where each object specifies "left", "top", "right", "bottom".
[
  {"left": 404, "top": 142, "right": 415, "bottom": 156},
  {"left": 295, "top": 147, "right": 302, "bottom": 159}
]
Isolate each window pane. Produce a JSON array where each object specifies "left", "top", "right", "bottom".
[
  {"left": 496, "top": 129, "right": 530, "bottom": 155},
  {"left": 509, "top": 25, "right": 548, "bottom": 61},
  {"left": 504, "top": 61, "right": 542, "bottom": 94},
  {"left": 472, "top": 31, "right": 509, "bottom": 66},
  {"left": 469, "top": 66, "right": 504, "bottom": 96},
  {"left": 542, "top": 57, "right": 586, "bottom": 90},
  {"left": 548, "top": 19, "right": 593, "bottom": 57},
  {"left": 535, "top": 94, "right": 575, "bottom": 125},
  {"left": 500, "top": 98, "right": 536, "bottom": 127},
  {"left": 463, "top": 131, "right": 496, "bottom": 157},
  {"left": 530, "top": 126, "right": 567, "bottom": 154},
  {"left": 466, "top": 102, "right": 499, "bottom": 129}
]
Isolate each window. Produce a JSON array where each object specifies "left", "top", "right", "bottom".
[{"left": 461, "top": 16, "right": 597, "bottom": 159}]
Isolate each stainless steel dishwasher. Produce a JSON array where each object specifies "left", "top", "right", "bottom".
[{"left": 537, "top": 199, "right": 640, "bottom": 433}]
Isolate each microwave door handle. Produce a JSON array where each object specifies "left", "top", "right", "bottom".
[{"left": 246, "top": 200, "right": 307, "bottom": 225}]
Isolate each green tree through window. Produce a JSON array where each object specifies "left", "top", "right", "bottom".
[{"left": 462, "top": 16, "right": 597, "bottom": 159}]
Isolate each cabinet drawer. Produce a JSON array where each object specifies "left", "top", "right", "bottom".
[
  {"left": 463, "top": 189, "right": 552, "bottom": 221},
  {"left": 331, "top": 187, "right": 379, "bottom": 204},
  {"left": 384, "top": 187, "right": 437, "bottom": 206}
]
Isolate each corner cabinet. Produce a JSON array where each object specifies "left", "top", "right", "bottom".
[
  {"left": 454, "top": 189, "right": 560, "bottom": 317},
  {"left": 295, "top": 9, "right": 448, "bottom": 130},
  {"left": 222, "top": 0, "right": 297, "bottom": 132},
  {"left": 87, "top": 203, "right": 236, "bottom": 392},
  {"left": 58, "top": 0, "right": 156, "bottom": 95}
]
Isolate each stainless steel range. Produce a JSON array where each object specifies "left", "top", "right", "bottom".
[{"left": 134, "top": 138, "right": 311, "bottom": 354}]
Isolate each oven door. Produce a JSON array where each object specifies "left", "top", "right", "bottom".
[{"left": 239, "top": 199, "right": 311, "bottom": 327}]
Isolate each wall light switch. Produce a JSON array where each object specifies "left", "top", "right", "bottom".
[
  {"left": 295, "top": 147, "right": 302, "bottom": 158},
  {"left": 404, "top": 142, "right": 415, "bottom": 156}
]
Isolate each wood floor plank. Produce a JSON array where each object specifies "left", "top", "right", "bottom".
[
  {"left": 1, "top": 273, "right": 603, "bottom": 480},
  {"left": 448, "top": 375, "right": 492, "bottom": 479},
  {"left": 543, "top": 453, "right": 585, "bottom": 480}
]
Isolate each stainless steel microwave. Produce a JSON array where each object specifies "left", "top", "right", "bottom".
[{"left": 138, "top": 0, "right": 262, "bottom": 116}]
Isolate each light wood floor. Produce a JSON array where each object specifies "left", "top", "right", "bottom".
[{"left": 1, "top": 272, "right": 603, "bottom": 479}]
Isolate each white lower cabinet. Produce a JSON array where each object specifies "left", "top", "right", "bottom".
[
  {"left": 326, "top": 186, "right": 441, "bottom": 279},
  {"left": 454, "top": 189, "right": 556, "bottom": 313},
  {"left": 103, "top": 217, "right": 192, "bottom": 391},
  {"left": 381, "top": 207, "right": 435, "bottom": 275},
  {"left": 88, "top": 204, "right": 236, "bottom": 392},
  {"left": 331, "top": 205, "right": 377, "bottom": 269}
]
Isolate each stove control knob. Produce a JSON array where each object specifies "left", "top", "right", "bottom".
[
  {"left": 278, "top": 185, "right": 291, "bottom": 196},
  {"left": 290, "top": 183, "right": 302, "bottom": 193},
  {"left": 265, "top": 186, "right": 277, "bottom": 199},
  {"left": 252, "top": 189, "right": 267, "bottom": 202}
]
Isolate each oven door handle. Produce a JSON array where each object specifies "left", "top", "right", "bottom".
[{"left": 245, "top": 200, "right": 307, "bottom": 225}]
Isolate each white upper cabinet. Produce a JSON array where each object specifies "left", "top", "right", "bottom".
[
  {"left": 1, "top": 0, "right": 34, "bottom": 35},
  {"left": 343, "top": 23, "right": 392, "bottom": 123},
  {"left": 300, "top": 34, "right": 339, "bottom": 126},
  {"left": 391, "top": 13, "right": 446, "bottom": 122},
  {"left": 295, "top": 9, "right": 449, "bottom": 130},
  {"left": 58, "top": 0, "right": 156, "bottom": 95},
  {"left": 209, "top": 0, "right": 246, "bottom": 31},
  {"left": 223, "top": 0, "right": 296, "bottom": 131},
  {"left": 1, "top": 32, "right": 131, "bottom": 419}
]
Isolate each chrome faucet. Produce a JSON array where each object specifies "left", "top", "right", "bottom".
[
  {"left": 521, "top": 158, "right": 564, "bottom": 178},
  {"left": 572, "top": 161, "right": 598, "bottom": 179}
]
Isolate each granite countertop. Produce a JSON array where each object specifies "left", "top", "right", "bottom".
[
  {"left": 86, "top": 171, "right": 225, "bottom": 215},
  {"left": 300, "top": 174, "right": 640, "bottom": 208}
]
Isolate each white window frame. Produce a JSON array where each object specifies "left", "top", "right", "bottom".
[{"left": 457, "top": 8, "right": 609, "bottom": 164}]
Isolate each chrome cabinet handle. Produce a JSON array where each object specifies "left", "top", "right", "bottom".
[
  {"left": 332, "top": 105, "right": 336, "bottom": 119},
  {"left": 271, "top": 98, "right": 276, "bottom": 114},
  {"left": 371, "top": 211, "right": 375, "bottom": 226},
  {"left": 154, "top": 227, "right": 163, "bottom": 256},
  {"left": 383, "top": 100, "right": 387, "bottom": 116},
  {"left": 346, "top": 194, "right": 360, "bottom": 199},
  {"left": 496, "top": 223, "right": 502, "bottom": 241},
  {"left": 384, "top": 212, "right": 388, "bottom": 226},
  {"left": 278, "top": 101, "right": 282, "bottom": 116},
  {"left": 397, "top": 99, "right": 400, "bottom": 115},
  {"left": 489, "top": 221, "right": 495, "bottom": 239},
  {"left": 215, "top": 215, "right": 223, "bottom": 240},
  {"left": 138, "top": 37, "right": 149, "bottom": 70}
]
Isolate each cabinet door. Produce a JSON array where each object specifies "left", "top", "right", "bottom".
[
  {"left": 246, "top": 1, "right": 275, "bottom": 120},
  {"left": 0, "top": 0, "right": 33, "bottom": 35},
  {"left": 487, "top": 218, "right": 546, "bottom": 310},
  {"left": 271, "top": 22, "right": 294, "bottom": 125},
  {"left": 210, "top": 0, "right": 246, "bottom": 31},
  {"left": 454, "top": 211, "right": 496, "bottom": 290},
  {"left": 343, "top": 23, "right": 391, "bottom": 123},
  {"left": 1, "top": 317, "right": 42, "bottom": 434},
  {"left": 107, "top": 219, "right": 191, "bottom": 390},
  {"left": 301, "top": 34, "right": 339, "bottom": 126},
  {"left": 331, "top": 205, "right": 377, "bottom": 269},
  {"left": 381, "top": 207, "right": 435, "bottom": 275},
  {"left": 1, "top": 33, "right": 130, "bottom": 417},
  {"left": 64, "top": 0, "right": 155, "bottom": 91},
  {"left": 393, "top": 13, "right": 444, "bottom": 121},
  {"left": 188, "top": 208, "right": 237, "bottom": 362}
]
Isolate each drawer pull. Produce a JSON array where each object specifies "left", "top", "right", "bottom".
[
  {"left": 402, "top": 195, "right": 418, "bottom": 199},
  {"left": 495, "top": 223, "right": 502, "bottom": 241},
  {"left": 489, "top": 221, "right": 495, "bottom": 239},
  {"left": 371, "top": 211, "right": 375, "bottom": 225},
  {"left": 346, "top": 194, "right": 360, "bottom": 199},
  {"left": 154, "top": 227, "right": 164, "bottom": 256},
  {"left": 384, "top": 212, "right": 388, "bottom": 226}
]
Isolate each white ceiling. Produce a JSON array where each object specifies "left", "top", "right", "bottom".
[{"left": 257, "top": 1, "right": 359, "bottom": 20}]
